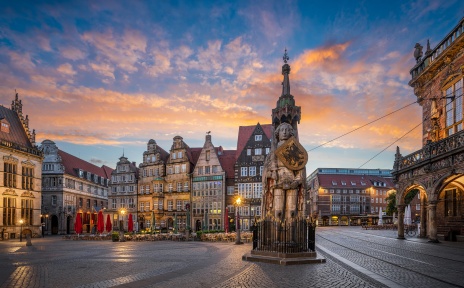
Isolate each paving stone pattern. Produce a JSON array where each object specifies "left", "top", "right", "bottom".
[{"left": 0, "top": 227, "right": 463, "bottom": 288}]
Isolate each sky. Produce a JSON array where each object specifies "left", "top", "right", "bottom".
[{"left": 1, "top": 0, "right": 463, "bottom": 174}]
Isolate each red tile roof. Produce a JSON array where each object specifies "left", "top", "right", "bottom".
[
  {"left": 317, "top": 174, "right": 394, "bottom": 189},
  {"left": 0, "top": 105, "right": 33, "bottom": 148},
  {"left": 236, "top": 123, "right": 272, "bottom": 159},
  {"left": 58, "top": 149, "right": 114, "bottom": 179},
  {"left": 218, "top": 150, "right": 237, "bottom": 179},
  {"left": 188, "top": 147, "right": 202, "bottom": 165}
]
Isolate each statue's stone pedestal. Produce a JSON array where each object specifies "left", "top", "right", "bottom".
[{"left": 242, "top": 250, "right": 325, "bottom": 265}]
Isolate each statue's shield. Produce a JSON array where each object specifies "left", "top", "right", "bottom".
[{"left": 275, "top": 136, "right": 308, "bottom": 171}]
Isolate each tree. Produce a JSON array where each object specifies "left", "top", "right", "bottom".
[
  {"left": 404, "top": 189, "right": 419, "bottom": 205},
  {"left": 385, "top": 191, "right": 397, "bottom": 216}
]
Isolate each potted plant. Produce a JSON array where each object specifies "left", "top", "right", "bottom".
[{"left": 111, "top": 232, "right": 119, "bottom": 242}]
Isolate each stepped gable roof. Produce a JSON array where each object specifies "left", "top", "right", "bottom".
[
  {"left": 58, "top": 149, "right": 114, "bottom": 179},
  {"left": 218, "top": 150, "right": 236, "bottom": 178},
  {"left": 317, "top": 174, "right": 392, "bottom": 189},
  {"left": 0, "top": 105, "right": 32, "bottom": 148},
  {"left": 236, "top": 123, "right": 272, "bottom": 159}
]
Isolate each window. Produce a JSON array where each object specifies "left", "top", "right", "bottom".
[
  {"left": 198, "top": 167, "right": 203, "bottom": 175},
  {"left": 241, "top": 167, "right": 248, "bottom": 177},
  {"left": 79, "top": 198, "right": 83, "bottom": 207},
  {"left": 227, "top": 186, "right": 234, "bottom": 195},
  {"left": 206, "top": 150, "right": 210, "bottom": 161},
  {"left": 184, "top": 182, "right": 189, "bottom": 191},
  {"left": 158, "top": 200, "right": 163, "bottom": 210},
  {"left": 177, "top": 182, "right": 182, "bottom": 192},
  {"left": 416, "top": 204, "right": 420, "bottom": 211},
  {"left": 254, "top": 148, "right": 262, "bottom": 155},
  {"left": 4, "top": 162, "right": 17, "bottom": 188},
  {"left": 22, "top": 167, "right": 34, "bottom": 190},
  {"left": 205, "top": 166, "right": 210, "bottom": 174},
  {"left": 265, "top": 148, "right": 270, "bottom": 154},
  {"left": 445, "top": 79, "right": 463, "bottom": 136},
  {"left": 259, "top": 166, "right": 263, "bottom": 176},
  {"left": 51, "top": 195, "right": 57, "bottom": 206},
  {"left": 3, "top": 197, "right": 15, "bottom": 225},
  {"left": 444, "top": 189, "right": 458, "bottom": 216},
  {"left": 247, "top": 149, "right": 251, "bottom": 156},
  {"left": 212, "top": 165, "right": 219, "bottom": 173},
  {"left": 255, "top": 135, "right": 262, "bottom": 141},
  {"left": 167, "top": 200, "right": 173, "bottom": 211},
  {"left": 172, "top": 153, "right": 177, "bottom": 160},
  {"left": 112, "top": 199, "right": 116, "bottom": 209},
  {"left": 140, "top": 202, "right": 145, "bottom": 212},
  {"left": 249, "top": 166, "right": 256, "bottom": 176},
  {"left": 178, "top": 151, "right": 183, "bottom": 158},
  {"left": 168, "top": 167, "right": 173, "bottom": 174},
  {"left": 177, "top": 200, "right": 182, "bottom": 211},
  {"left": 128, "top": 198, "right": 135, "bottom": 208},
  {"left": 168, "top": 183, "right": 173, "bottom": 192},
  {"left": 86, "top": 199, "right": 91, "bottom": 208},
  {"left": 181, "top": 164, "right": 186, "bottom": 173},
  {"left": 175, "top": 165, "right": 180, "bottom": 174}
]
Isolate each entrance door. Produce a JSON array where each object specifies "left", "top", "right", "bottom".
[
  {"left": 195, "top": 220, "right": 201, "bottom": 231},
  {"left": 51, "top": 215, "right": 59, "bottom": 234}
]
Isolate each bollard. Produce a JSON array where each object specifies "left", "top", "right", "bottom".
[{"left": 26, "top": 234, "right": 32, "bottom": 246}]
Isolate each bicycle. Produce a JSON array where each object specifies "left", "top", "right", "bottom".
[{"left": 405, "top": 225, "right": 416, "bottom": 237}]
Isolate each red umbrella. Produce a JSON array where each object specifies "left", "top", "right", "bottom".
[
  {"left": 75, "top": 213, "right": 83, "bottom": 235},
  {"left": 97, "top": 211, "right": 104, "bottom": 234},
  {"left": 224, "top": 207, "right": 229, "bottom": 233},
  {"left": 128, "top": 213, "right": 134, "bottom": 232},
  {"left": 105, "top": 214, "right": 112, "bottom": 233}
]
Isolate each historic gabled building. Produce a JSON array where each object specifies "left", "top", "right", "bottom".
[
  {"left": 233, "top": 123, "right": 272, "bottom": 230},
  {"left": 108, "top": 154, "right": 137, "bottom": 231},
  {"left": 307, "top": 168, "right": 395, "bottom": 226},
  {"left": 0, "top": 93, "right": 42, "bottom": 239},
  {"left": 218, "top": 149, "right": 236, "bottom": 232},
  {"left": 163, "top": 136, "right": 195, "bottom": 232},
  {"left": 393, "top": 17, "right": 464, "bottom": 241},
  {"left": 41, "top": 140, "right": 112, "bottom": 234},
  {"left": 191, "top": 133, "right": 229, "bottom": 231},
  {"left": 138, "top": 139, "right": 169, "bottom": 231}
]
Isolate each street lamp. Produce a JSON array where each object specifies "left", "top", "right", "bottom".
[
  {"left": 19, "top": 219, "right": 24, "bottom": 242},
  {"left": 119, "top": 208, "right": 127, "bottom": 242},
  {"left": 235, "top": 197, "right": 243, "bottom": 245}
]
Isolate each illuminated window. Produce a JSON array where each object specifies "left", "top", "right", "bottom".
[{"left": 445, "top": 79, "right": 463, "bottom": 136}]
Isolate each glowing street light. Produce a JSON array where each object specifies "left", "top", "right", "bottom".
[
  {"left": 19, "top": 219, "right": 24, "bottom": 242},
  {"left": 235, "top": 197, "right": 243, "bottom": 245}
]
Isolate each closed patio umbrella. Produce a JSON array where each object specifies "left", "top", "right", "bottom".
[
  {"left": 378, "top": 207, "right": 383, "bottom": 225},
  {"left": 105, "top": 214, "right": 112, "bottom": 233},
  {"left": 75, "top": 213, "right": 83, "bottom": 235},
  {"left": 97, "top": 210, "right": 104, "bottom": 234},
  {"left": 128, "top": 213, "right": 134, "bottom": 232},
  {"left": 151, "top": 211, "right": 155, "bottom": 234}
]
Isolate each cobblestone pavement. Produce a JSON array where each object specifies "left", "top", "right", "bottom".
[
  {"left": 316, "top": 226, "right": 464, "bottom": 288},
  {"left": 0, "top": 228, "right": 463, "bottom": 288}
]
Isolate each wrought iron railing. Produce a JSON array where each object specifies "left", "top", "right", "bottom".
[{"left": 252, "top": 217, "right": 315, "bottom": 253}]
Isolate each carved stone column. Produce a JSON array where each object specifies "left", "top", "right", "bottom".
[
  {"left": 397, "top": 204, "right": 406, "bottom": 239},
  {"left": 420, "top": 196, "right": 427, "bottom": 238},
  {"left": 427, "top": 201, "right": 439, "bottom": 243}
]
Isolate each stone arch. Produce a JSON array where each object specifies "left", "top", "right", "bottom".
[{"left": 397, "top": 183, "right": 427, "bottom": 206}]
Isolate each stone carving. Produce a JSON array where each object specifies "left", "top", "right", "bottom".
[
  {"left": 263, "top": 122, "right": 306, "bottom": 221},
  {"left": 414, "top": 43, "right": 423, "bottom": 63}
]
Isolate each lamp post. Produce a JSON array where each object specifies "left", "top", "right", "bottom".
[
  {"left": 19, "top": 219, "right": 24, "bottom": 242},
  {"left": 119, "top": 208, "right": 126, "bottom": 242},
  {"left": 235, "top": 197, "right": 243, "bottom": 245}
]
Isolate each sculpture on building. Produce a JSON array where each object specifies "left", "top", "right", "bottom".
[{"left": 414, "top": 43, "right": 423, "bottom": 63}]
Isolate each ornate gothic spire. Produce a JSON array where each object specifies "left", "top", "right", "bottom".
[{"left": 282, "top": 48, "right": 291, "bottom": 96}]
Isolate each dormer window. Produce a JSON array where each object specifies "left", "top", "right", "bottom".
[
  {"left": 341, "top": 181, "right": 346, "bottom": 186},
  {"left": 0, "top": 119, "right": 10, "bottom": 133},
  {"left": 79, "top": 169, "right": 84, "bottom": 178},
  {"left": 351, "top": 181, "right": 356, "bottom": 185},
  {"left": 86, "top": 172, "right": 91, "bottom": 181},
  {"left": 332, "top": 181, "right": 337, "bottom": 185},
  {"left": 255, "top": 135, "right": 262, "bottom": 141},
  {"left": 361, "top": 181, "right": 366, "bottom": 186}
]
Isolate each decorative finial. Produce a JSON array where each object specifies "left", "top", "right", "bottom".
[
  {"left": 122, "top": 148, "right": 125, "bottom": 157},
  {"left": 206, "top": 131, "right": 211, "bottom": 135},
  {"left": 283, "top": 48, "right": 289, "bottom": 64}
]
